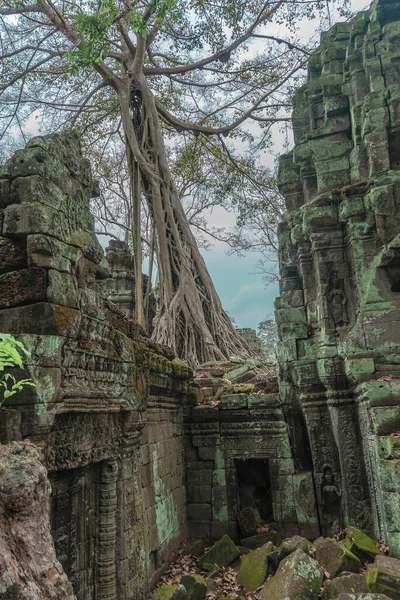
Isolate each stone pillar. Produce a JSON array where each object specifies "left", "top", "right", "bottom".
[{"left": 97, "top": 460, "right": 118, "bottom": 600}]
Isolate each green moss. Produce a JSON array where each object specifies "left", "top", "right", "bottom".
[
  {"left": 237, "top": 546, "right": 270, "bottom": 592},
  {"left": 345, "top": 526, "right": 383, "bottom": 558},
  {"left": 198, "top": 535, "right": 240, "bottom": 571},
  {"left": 151, "top": 584, "right": 187, "bottom": 600},
  {"left": 180, "top": 575, "right": 206, "bottom": 600},
  {"left": 232, "top": 384, "right": 255, "bottom": 394}
]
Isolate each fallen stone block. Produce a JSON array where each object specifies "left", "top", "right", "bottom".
[
  {"left": 260, "top": 548, "right": 324, "bottom": 600},
  {"left": 237, "top": 543, "right": 272, "bottom": 592},
  {"left": 180, "top": 575, "right": 207, "bottom": 600},
  {"left": 344, "top": 527, "right": 384, "bottom": 560},
  {"left": 198, "top": 535, "right": 240, "bottom": 571},
  {"left": 322, "top": 572, "right": 371, "bottom": 599},
  {"left": 315, "top": 538, "right": 361, "bottom": 578},
  {"left": 279, "top": 534, "right": 312, "bottom": 560},
  {"left": 366, "top": 555, "right": 400, "bottom": 599}
]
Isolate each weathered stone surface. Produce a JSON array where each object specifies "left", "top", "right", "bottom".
[
  {"left": 260, "top": 549, "right": 324, "bottom": 600},
  {"left": 322, "top": 572, "right": 371, "bottom": 599},
  {"left": 367, "top": 555, "right": 400, "bottom": 599},
  {"left": 237, "top": 544, "right": 271, "bottom": 592},
  {"left": 276, "top": 0, "right": 400, "bottom": 555},
  {"left": 198, "top": 535, "right": 240, "bottom": 570},
  {"left": 0, "top": 237, "right": 27, "bottom": 274},
  {"left": 240, "top": 532, "right": 279, "bottom": 549},
  {"left": 345, "top": 527, "right": 384, "bottom": 560},
  {"left": 0, "top": 266, "right": 47, "bottom": 307},
  {"left": 0, "top": 133, "right": 192, "bottom": 600},
  {"left": 279, "top": 535, "right": 312, "bottom": 560},
  {"left": 315, "top": 539, "right": 361, "bottom": 578},
  {"left": 237, "top": 506, "right": 260, "bottom": 537},
  {"left": 180, "top": 575, "right": 207, "bottom": 600},
  {"left": 0, "top": 441, "right": 75, "bottom": 600},
  {"left": 151, "top": 584, "right": 188, "bottom": 600}
]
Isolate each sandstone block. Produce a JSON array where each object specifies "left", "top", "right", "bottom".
[
  {"left": 279, "top": 535, "right": 312, "bottom": 560},
  {"left": 315, "top": 538, "right": 361, "bottom": 578},
  {"left": 260, "top": 548, "right": 324, "bottom": 600},
  {"left": 344, "top": 527, "right": 383, "bottom": 560},
  {"left": 366, "top": 555, "right": 400, "bottom": 599},
  {"left": 180, "top": 575, "right": 207, "bottom": 600},
  {"left": 198, "top": 535, "right": 240, "bottom": 571},
  {"left": 322, "top": 572, "right": 371, "bottom": 599},
  {"left": 237, "top": 544, "right": 271, "bottom": 592}
]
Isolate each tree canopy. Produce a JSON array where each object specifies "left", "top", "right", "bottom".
[{"left": 0, "top": 0, "right": 351, "bottom": 366}]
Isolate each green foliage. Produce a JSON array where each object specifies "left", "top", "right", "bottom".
[
  {"left": 66, "top": 0, "right": 178, "bottom": 73},
  {"left": 0, "top": 334, "right": 35, "bottom": 407},
  {"left": 258, "top": 313, "right": 278, "bottom": 359}
]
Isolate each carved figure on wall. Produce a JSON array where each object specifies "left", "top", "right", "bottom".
[
  {"left": 321, "top": 464, "right": 342, "bottom": 535},
  {"left": 328, "top": 288, "right": 349, "bottom": 329}
]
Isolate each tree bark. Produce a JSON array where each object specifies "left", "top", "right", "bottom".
[{"left": 117, "top": 76, "right": 252, "bottom": 367}]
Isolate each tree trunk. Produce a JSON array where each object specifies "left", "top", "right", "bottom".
[{"left": 118, "top": 77, "right": 252, "bottom": 367}]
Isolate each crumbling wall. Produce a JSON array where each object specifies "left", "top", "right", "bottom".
[
  {"left": 277, "top": 0, "right": 400, "bottom": 556},
  {"left": 184, "top": 361, "right": 319, "bottom": 542},
  {"left": 0, "top": 132, "right": 191, "bottom": 600}
]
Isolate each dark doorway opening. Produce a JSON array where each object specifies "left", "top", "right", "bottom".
[{"left": 236, "top": 458, "right": 273, "bottom": 521}]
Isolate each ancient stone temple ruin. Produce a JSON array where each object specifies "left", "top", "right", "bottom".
[
  {"left": 0, "top": 0, "right": 400, "bottom": 598},
  {"left": 277, "top": 0, "right": 400, "bottom": 556}
]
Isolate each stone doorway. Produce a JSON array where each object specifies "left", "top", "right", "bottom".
[{"left": 235, "top": 458, "right": 273, "bottom": 522}]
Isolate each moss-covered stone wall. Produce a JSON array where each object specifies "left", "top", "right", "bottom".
[
  {"left": 0, "top": 132, "right": 191, "bottom": 600},
  {"left": 276, "top": 0, "right": 400, "bottom": 557}
]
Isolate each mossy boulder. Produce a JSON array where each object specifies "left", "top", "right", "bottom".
[
  {"left": 279, "top": 535, "right": 312, "bottom": 560},
  {"left": 180, "top": 575, "right": 207, "bottom": 600},
  {"left": 198, "top": 535, "right": 240, "bottom": 571},
  {"left": 260, "top": 549, "right": 324, "bottom": 600},
  {"left": 315, "top": 538, "right": 361, "bottom": 578},
  {"left": 322, "top": 572, "right": 371, "bottom": 599},
  {"left": 366, "top": 556, "right": 400, "bottom": 599},
  {"left": 237, "top": 544, "right": 271, "bottom": 592},
  {"left": 151, "top": 584, "right": 188, "bottom": 600},
  {"left": 344, "top": 527, "right": 383, "bottom": 560}
]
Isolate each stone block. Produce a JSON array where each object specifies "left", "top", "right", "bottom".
[
  {"left": 367, "top": 555, "right": 400, "bottom": 599},
  {"left": 260, "top": 549, "right": 324, "bottom": 600},
  {"left": 47, "top": 270, "right": 79, "bottom": 309},
  {"left": 315, "top": 539, "right": 361, "bottom": 578},
  {"left": 186, "top": 469, "right": 212, "bottom": 487},
  {"left": 322, "top": 572, "right": 370, "bottom": 599},
  {"left": 198, "top": 535, "right": 240, "bottom": 571},
  {"left": 186, "top": 486, "right": 212, "bottom": 504},
  {"left": 0, "top": 267, "right": 47, "bottom": 308},
  {"left": 0, "top": 237, "right": 27, "bottom": 274},
  {"left": 187, "top": 503, "right": 211, "bottom": 522},
  {"left": 238, "top": 544, "right": 271, "bottom": 592}
]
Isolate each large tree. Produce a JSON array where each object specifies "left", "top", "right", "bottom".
[{"left": 0, "top": 0, "right": 350, "bottom": 366}]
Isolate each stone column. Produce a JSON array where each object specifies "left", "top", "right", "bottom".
[{"left": 97, "top": 459, "right": 118, "bottom": 600}]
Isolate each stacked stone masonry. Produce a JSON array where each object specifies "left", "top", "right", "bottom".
[
  {"left": 2, "top": 1, "right": 400, "bottom": 598},
  {"left": 277, "top": 0, "right": 400, "bottom": 557},
  {"left": 0, "top": 132, "right": 191, "bottom": 600}
]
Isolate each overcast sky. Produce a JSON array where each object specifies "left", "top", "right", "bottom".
[{"left": 204, "top": 0, "right": 369, "bottom": 330}]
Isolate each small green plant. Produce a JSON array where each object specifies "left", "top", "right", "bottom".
[{"left": 0, "top": 334, "right": 35, "bottom": 407}]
